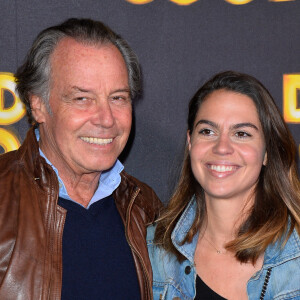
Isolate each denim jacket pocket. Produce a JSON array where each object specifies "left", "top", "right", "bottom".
[{"left": 153, "top": 281, "right": 193, "bottom": 300}]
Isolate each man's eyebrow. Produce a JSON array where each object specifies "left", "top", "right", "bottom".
[
  {"left": 112, "top": 88, "right": 131, "bottom": 94},
  {"left": 70, "top": 86, "right": 93, "bottom": 93},
  {"left": 70, "top": 86, "right": 130, "bottom": 94}
]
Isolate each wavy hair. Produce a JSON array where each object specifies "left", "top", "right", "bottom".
[
  {"left": 15, "top": 18, "right": 141, "bottom": 124},
  {"left": 155, "top": 71, "right": 300, "bottom": 263}
]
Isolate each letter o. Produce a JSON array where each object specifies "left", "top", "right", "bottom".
[
  {"left": 225, "top": 0, "right": 253, "bottom": 4},
  {"left": 169, "top": 0, "right": 198, "bottom": 5},
  {"left": 125, "top": 0, "right": 153, "bottom": 4},
  {"left": 0, "top": 127, "right": 20, "bottom": 152},
  {"left": 0, "top": 73, "right": 26, "bottom": 125}
]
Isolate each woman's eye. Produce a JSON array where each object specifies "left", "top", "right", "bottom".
[
  {"left": 235, "top": 131, "right": 251, "bottom": 138},
  {"left": 199, "top": 128, "right": 214, "bottom": 136}
]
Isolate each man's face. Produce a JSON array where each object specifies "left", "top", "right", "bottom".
[{"left": 33, "top": 38, "right": 132, "bottom": 176}]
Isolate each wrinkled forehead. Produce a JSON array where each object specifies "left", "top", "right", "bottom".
[
  {"left": 48, "top": 38, "right": 128, "bottom": 87},
  {"left": 50, "top": 37, "right": 118, "bottom": 65}
]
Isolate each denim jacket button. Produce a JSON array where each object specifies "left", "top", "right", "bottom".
[{"left": 185, "top": 265, "right": 191, "bottom": 274}]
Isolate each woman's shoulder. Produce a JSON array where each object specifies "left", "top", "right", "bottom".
[
  {"left": 147, "top": 224, "right": 191, "bottom": 277},
  {"left": 248, "top": 229, "right": 300, "bottom": 299},
  {"left": 264, "top": 228, "right": 300, "bottom": 266},
  {"left": 147, "top": 224, "right": 196, "bottom": 300}
]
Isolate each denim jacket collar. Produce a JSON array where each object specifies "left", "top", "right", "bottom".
[
  {"left": 263, "top": 227, "right": 300, "bottom": 266},
  {"left": 171, "top": 196, "right": 199, "bottom": 263},
  {"left": 171, "top": 196, "right": 300, "bottom": 269}
]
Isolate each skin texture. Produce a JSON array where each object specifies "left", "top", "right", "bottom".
[
  {"left": 188, "top": 89, "right": 267, "bottom": 300},
  {"left": 31, "top": 38, "right": 132, "bottom": 206}
]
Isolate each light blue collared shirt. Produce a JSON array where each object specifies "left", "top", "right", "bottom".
[{"left": 35, "top": 129, "right": 124, "bottom": 209}]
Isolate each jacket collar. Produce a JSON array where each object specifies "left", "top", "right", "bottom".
[
  {"left": 16, "top": 126, "right": 41, "bottom": 169},
  {"left": 171, "top": 196, "right": 199, "bottom": 263},
  {"left": 171, "top": 196, "right": 300, "bottom": 267},
  {"left": 263, "top": 227, "right": 300, "bottom": 267},
  {"left": 16, "top": 126, "right": 57, "bottom": 189}
]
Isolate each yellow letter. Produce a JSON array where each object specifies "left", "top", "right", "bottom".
[
  {"left": 125, "top": 0, "right": 153, "bottom": 4},
  {"left": 169, "top": 0, "right": 198, "bottom": 5},
  {"left": 225, "top": 0, "right": 253, "bottom": 4},
  {"left": 0, "top": 72, "right": 26, "bottom": 125},
  {"left": 269, "top": 0, "right": 294, "bottom": 2},
  {"left": 0, "top": 127, "right": 20, "bottom": 152},
  {"left": 283, "top": 74, "right": 300, "bottom": 123}
]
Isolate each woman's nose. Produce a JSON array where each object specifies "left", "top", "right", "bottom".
[{"left": 212, "top": 134, "right": 234, "bottom": 155}]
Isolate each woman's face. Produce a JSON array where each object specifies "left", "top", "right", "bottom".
[{"left": 188, "top": 89, "right": 267, "bottom": 203}]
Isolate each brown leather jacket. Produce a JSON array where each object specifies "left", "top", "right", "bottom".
[{"left": 0, "top": 127, "right": 162, "bottom": 300}]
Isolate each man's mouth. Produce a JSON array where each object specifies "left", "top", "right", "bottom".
[{"left": 80, "top": 137, "right": 113, "bottom": 145}]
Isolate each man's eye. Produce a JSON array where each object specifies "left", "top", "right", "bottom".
[
  {"left": 111, "top": 95, "right": 130, "bottom": 104},
  {"left": 112, "top": 95, "right": 129, "bottom": 101},
  {"left": 75, "top": 97, "right": 88, "bottom": 101}
]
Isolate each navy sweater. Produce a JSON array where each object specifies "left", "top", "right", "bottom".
[{"left": 58, "top": 195, "right": 141, "bottom": 300}]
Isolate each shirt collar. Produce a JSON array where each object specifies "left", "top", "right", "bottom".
[{"left": 35, "top": 128, "right": 124, "bottom": 208}]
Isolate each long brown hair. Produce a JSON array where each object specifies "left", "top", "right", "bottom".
[{"left": 155, "top": 71, "right": 300, "bottom": 263}]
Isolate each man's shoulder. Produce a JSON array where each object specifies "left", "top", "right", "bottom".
[
  {"left": 0, "top": 149, "right": 17, "bottom": 160},
  {"left": 120, "top": 171, "right": 161, "bottom": 203},
  {"left": 117, "top": 170, "right": 163, "bottom": 217},
  {"left": 120, "top": 171, "right": 155, "bottom": 193},
  {"left": 0, "top": 150, "right": 19, "bottom": 174}
]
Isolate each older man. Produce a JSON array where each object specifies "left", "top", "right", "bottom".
[{"left": 0, "top": 18, "right": 161, "bottom": 300}]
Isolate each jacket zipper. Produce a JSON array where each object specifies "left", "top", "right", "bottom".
[
  {"left": 125, "top": 187, "right": 152, "bottom": 300},
  {"left": 259, "top": 267, "right": 272, "bottom": 300}
]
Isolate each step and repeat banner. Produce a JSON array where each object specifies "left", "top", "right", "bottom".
[{"left": 0, "top": 0, "right": 299, "bottom": 202}]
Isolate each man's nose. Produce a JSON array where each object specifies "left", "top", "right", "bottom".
[
  {"left": 212, "top": 134, "right": 234, "bottom": 155},
  {"left": 91, "top": 100, "right": 115, "bottom": 128}
]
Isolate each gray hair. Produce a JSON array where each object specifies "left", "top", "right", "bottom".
[{"left": 15, "top": 18, "right": 141, "bottom": 124}]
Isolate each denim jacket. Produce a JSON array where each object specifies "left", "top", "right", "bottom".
[{"left": 147, "top": 197, "right": 300, "bottom": 300}]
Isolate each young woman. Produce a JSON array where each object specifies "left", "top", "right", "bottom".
[{"left": 147, "top": 71, "right": 300, "bottom": 300}]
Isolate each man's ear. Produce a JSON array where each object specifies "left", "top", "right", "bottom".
[
  {"left": 187, "top": 130, "right": 191, "bottom": 151},
  {"left": 30, "top": 95, "right": 47, "bottom": 123}
]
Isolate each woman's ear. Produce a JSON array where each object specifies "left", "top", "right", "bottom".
[
  {"left": 263, "top": 151, "right": 267, "bottom": 166},
  {"left": 30, "top": 95, "right": 47, "bottom": 124},
  {"left": 187, "top": 130, "right": 191, "bottom": 151}
]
